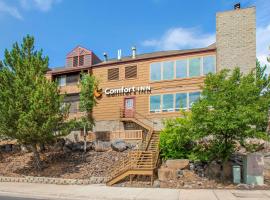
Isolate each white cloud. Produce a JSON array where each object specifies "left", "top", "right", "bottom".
[
  {"left": 0, "top": 0, "right": 23, "bottom": 20},
  {"left": 257, "top": 25, "right": 270, "bottom": 65},
  {"left": 20, "top": 0, "right": 61, "bottom": 12},
  {"left": 142, "top": 27, "right": 215, "bottom": 50}
]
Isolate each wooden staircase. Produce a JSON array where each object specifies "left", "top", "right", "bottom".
[{"left": 106, "top": 110, "right": 160, "bottom": 186}]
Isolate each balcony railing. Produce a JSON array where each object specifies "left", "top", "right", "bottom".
[
  {"left": 59, "top": 84, "right": 80, "bottom": 94},
  {"left": 111, "top": 130, "right": 143, "bottom": 140}
]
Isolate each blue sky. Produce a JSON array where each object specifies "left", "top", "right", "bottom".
[{"left": 0, "top": 0, "right": 269, "bottom": 70}]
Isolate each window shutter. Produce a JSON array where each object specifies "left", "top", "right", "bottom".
[
  {"left": 125, "top": 66, "right": 137, "bottom": 79},
  {"left": 108, "top": 68, "right": 119, "bottom": 80}
]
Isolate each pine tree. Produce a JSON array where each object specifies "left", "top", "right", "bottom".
[{"left": 0, "top": 35, "right": 73, "bottom": 170}]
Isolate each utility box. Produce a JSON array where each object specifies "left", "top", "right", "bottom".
[
  {"left": 243, "top": 153, "right": 264, "bottom": 185},
  {"left": 233, "top": 165, "right": 241, "bottom": 184}
]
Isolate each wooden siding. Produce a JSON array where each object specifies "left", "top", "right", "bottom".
[{"left": 92, "top": 51, "right": 215, "bottom": 121}]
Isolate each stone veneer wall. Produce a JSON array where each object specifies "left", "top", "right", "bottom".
[{"left": 216, "top": 7, "right": 256, "bottom": 74}]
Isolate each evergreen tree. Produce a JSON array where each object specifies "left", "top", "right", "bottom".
[{"left": 0, "top": 35, "right": 73, "bottom": 170}]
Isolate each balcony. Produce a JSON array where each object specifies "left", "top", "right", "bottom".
[{"left": 111, "top": 130, "right": 143, "bottom": 141}]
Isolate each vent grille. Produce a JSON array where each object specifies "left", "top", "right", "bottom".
[
  {"left": 73, "top": 56, "right": 78, "bottom": 67},
  {"left": 79, "top": 55, "right": 84, "bottom": 66},
  {"left": 108, "top": 68, "right": 119, "bottom": 81},
  {"left": 125, "top": 65, "right": 137, "bottom": 79}
]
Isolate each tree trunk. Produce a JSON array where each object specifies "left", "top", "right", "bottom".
[
  {"left": 83, "top": 125, "right": 87, "bottom": 153},
  {"left": 30, "top": 144, "right": 42, "bottom": 171},
  {"left": 266, "top": 108, "right": 270, "bottom": 134},
  {"left": 39, "top": 143, "right": 46, "bottom": 152}
]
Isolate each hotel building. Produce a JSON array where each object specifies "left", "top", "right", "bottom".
[{"left": 46, "top": 6, "right": 256, "bottom": 141}]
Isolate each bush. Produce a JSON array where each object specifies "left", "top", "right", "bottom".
[{"left": 160, "top": 111, "right": 199, "bottom": 160}]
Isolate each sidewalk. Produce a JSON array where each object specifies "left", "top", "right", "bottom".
[{"left": 0, "top": 182, "right": 269, "bottom": 200}]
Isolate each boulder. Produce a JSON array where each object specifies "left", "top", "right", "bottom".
[
  {"left": 93, "top": 141, "right": 111, "bottom": 152},
  {"left": 111, "top": 139, "right": 129, "bottom": 152},
  {"left": 165, "top": 159, "right": 189, "bottom": 170},
  {"left": 158, "top": 167, "right": 177, "bottom": 181}
]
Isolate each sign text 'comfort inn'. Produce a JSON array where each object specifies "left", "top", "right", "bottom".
[{"left": 105, "top": 86, "right": 151, "bottom": 95}]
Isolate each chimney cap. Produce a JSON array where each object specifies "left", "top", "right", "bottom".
[{"left": 234, "top": 3, "right": 240, "bottom": 10}]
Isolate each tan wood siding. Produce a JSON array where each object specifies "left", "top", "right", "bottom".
[{"left": 92, "top": 51, "right": 215, "bottom": 121}]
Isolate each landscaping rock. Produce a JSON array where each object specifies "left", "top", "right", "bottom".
[
  {"left": 93, "top": 141, "right": 111, "bottom": 152},
  {"left": 158, "top": 167, "right": 177, "bottom": 181},
  {"left": 165, "top": 159, "right": 189, "bottom": 170},
  {"left": 111, "top": 139, "right": 129, "bottom": 152}
]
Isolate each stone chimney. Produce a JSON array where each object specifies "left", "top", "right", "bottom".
[{"left": 216, "top": 6, "right": 256, "bottom": 74}]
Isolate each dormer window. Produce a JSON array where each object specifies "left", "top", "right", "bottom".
[{"left": 66, "top": 46, "right": 101, "bottom": 68}]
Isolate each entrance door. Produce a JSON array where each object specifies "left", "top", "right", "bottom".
[{"left": 124, "top": 97, "right": 135, "bottom": 118}]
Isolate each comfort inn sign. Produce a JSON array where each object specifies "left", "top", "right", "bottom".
[{"left": 105, "top": 86, "right": 151, "bottom": 95}]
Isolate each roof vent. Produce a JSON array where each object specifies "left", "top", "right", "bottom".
[
  {"left": 103, "top": 52, "right": 108, "bottom": 62},
  {"left": 234, "top": 3, "right": 240, "bottom": 10},
  {"left": 132, "top": 46, "right": 136, "bottom": 59},
  {"left": 117, "top": 49, "right": 122, "bottom": 60}
]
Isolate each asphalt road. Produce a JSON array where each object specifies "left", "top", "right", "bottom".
[{"left": 0, "top": 196, "right": 48, "bottom": 200}]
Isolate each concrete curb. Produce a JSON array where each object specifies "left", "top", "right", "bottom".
[{"left": 0, "top": 176, "right": 107, "bottom": 185}]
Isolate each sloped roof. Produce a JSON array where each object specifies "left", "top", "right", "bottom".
[{"left": 47, "top": 43, "right": 216, "bottom": 75}]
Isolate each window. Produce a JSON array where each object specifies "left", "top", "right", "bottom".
[
  {"left": 175, "top": 93, "right": 187, "bottom": 110},
  {"left": 150, "top": 95, "right": 161, "bottom": 113},
  {"left": 57, "top": 75, "right": 66, "bottom": 86},
  {"left": 149, "top": 92, "right": 200, "bottom": 112},
  {"left": 66, "top": 74, "right": 79, "bottom": 85},
  {"left": 64, "top": 94, "right": 80, "bottom": 113},
  {"left": 189, "top": 58, "right": 201, "bottom": 77},
  {"left": 203, "top": 56, "right": 215, "bottom": 75},
  {"left": 73, "top": 56, "right": 78, "bottom": 67},
  {"left": 163, "top": 61, "right": 174, "bottom": 80},
  {"left": 79, "top": 55, "right": 84, "bottom": 66},
  {"left": 189, "top": 92, "right": 201, "bottom": 107},
  {"left": 108, "top": 68, "right": 119, "bottom": 81},
  {"left": 176, "top": 60, "right": 187, "bottom": 78},
  {"left": 125, "top": 66, "right": 137, "bottom": 79},
  {"left": 162, "top": 94, "right": 174, "bottom": 112},
  {"left": 150, "top": 62, "right": 161, "bottom": 81}
]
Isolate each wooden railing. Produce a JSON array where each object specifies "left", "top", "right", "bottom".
[
  {"left": 111, "top": 130, "right": 143, "bottom": 140},
  {"left": 108, "top": 151, "right": 156, "bottom": 180}
]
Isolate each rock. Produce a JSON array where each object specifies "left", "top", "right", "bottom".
[
  {"left": 72, "top": 142, "right": 84, "bottom": 151},
  {"left": 153, "top": 180, "right": 160, "bottom": 188},
  {"left": 237, "top": 183, "right": 251, "bottom": 189},
  {"left": 4, "top": 144, "right": 12, "bottom": 152},
  {"left": 54, "top": 138, "right": 65, "bottom": 151},
  {"left": 206, "top": 161, "right": 221, "bottom": 179},
  {"left": 158, "top": 167, "right": 177, "bottom": 181},
  {"left": 63, "top": 146, "right": 72, "bottom": 153},
  {"left": 20, "top": 144, "right": 30, "bottom": 153},
  {"left": 176, "top": 169, "right": 184, "bottom": 178},
  {"left": 165, "top": 159, "right": 189, "bottom": 170},
  {"left": 111, "top": 139, "right": 129, "bottom": 152},
  {"left": 93, "top": 141, "right": 111, "bottom": 152},
  {"left": 189, "top": 163, "right": 195, "bottom": 171}
]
